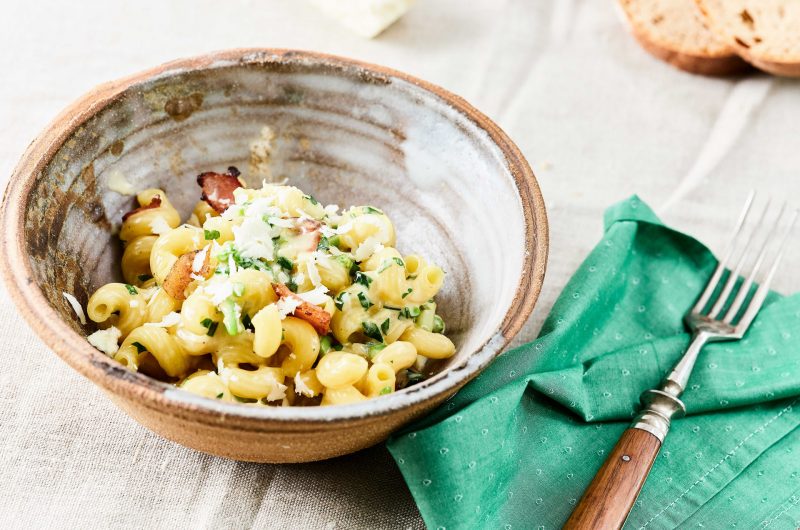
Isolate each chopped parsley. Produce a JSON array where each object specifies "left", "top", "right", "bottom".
[
  {"left": 201, "top": 318, "right": 219, "bottom": 337},
  {"left": 399, "top": 306, "right": 422, "bottom": 320},
  {"left": 432, "top": 315, "right": 446, "bottom": 334},
  {"left": 137, "top": 274, "right": 153, "bottom": 282},
  {"left": 204, "top": 229, "right": 221, "bottom": 240},
  {"left": 220, "top": 299, "right": 240, "bottom": 336},
  {"left": 380, "top": 318, "right": 391, "bottom": 335},
  {"left": 367, "top": 342, "right": 387, "bottom": 358},
  {"left": 333, "top": 254, "right": 355, "bottom": 275},
  {"left": 320, "top": 335, "right": 333, "bottom": 354},
  {"left": 317, "top": 236, "right": 330, "bottom": 251},
  {"left": 354, "top": 271, "right": 372, "bottom": 287},
  {"left": 286, "top": 279, "right": 298, "bottom": 293},
  {"left": 216, "top": 393, "right": 224, "bottom": 399},
  {"left": 124, "top": 284, "right": 138, "bottom": 295},
  {"left": 329, "top": 235, "right": 341, "bottom": 248},
  {"left": 242, "top": 313, "right": 254, "bottom": 331},
  {"left": 362, "top": 206, "right": 383, "bottom": 215},
  {"left": 303, "top": 194, "right": 319, "bottom": 205},
  {"left": 362, "top": 321, "right": 383, "bottom": 342},
  {"left": 378, "top": 257, "right": 405, "bottom": 273},
  {"left": 379, "top": 387, "right": 392, "bottom": 395},
  {"left": 401, "top": 288, "right": 413, "bottom": 299},
  {"left": 131, "top": 341, "right": 147, "bottom": 353},
  {"left": 277, "top": 256, "right": 293, "bottom": 271},
  {"left": 405, "top": 369, "right": 424, "bottom": 385},
  {"left": 334, "top": 292, "right": 347, "bottom": 311},
  {"left": 357, "top": 292, "right": 373, "bottom": 310}
]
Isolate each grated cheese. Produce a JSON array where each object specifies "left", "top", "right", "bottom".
[
  {"left": 62, "top": 292, "right": 86, "bottom": 325},
  {"left": 144, "top": 312, "right": 181, "bottom": 328},
  {"left": 354, "top": 236, "right": 384, "bottom": 261},
  {"left": 276, "top": 297, "right": 302, "bottom": 318},
  {"left": 232, "top": 216, "right": 275, "bottom": 261},
  {"left": 87, "top": 326, "right": 121, "bottom": 356},
  {"left": 296, "top": 286, "right": 329, "bottom": 305},
  {"left": 294, "top": 372, "right": 314, "bottom": 397},
  {"left": 266, "top": 372, "right": 288, "bottom": 401},
  {"left": 192, "top": 247, "right": 208, "bottom": 273},
  {"left": 150, "top": 217, "right": 172, "bottom": 235},
  {"left": 306, "top": 254, "right": 323, "bottom": 288},
  {"left": 205, "top": 281, "right": 234, "bottom": 306}
]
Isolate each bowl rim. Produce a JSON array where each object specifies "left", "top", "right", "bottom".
[{"left": 0, "top": 48, "right": 548, "bottom": 427}]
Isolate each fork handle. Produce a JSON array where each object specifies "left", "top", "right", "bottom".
[{"left": 564, "top": 428, "right": 662, "bottom": 529}]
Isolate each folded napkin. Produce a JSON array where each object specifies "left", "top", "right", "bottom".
[{"left": 387, "top": 196, "right": 800, "bottom": 529}]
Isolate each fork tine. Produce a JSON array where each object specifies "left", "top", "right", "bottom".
[
  {"left": 692, "top": 191, "right": 756, "bottom": 314},
  {"left": 734, "top": 209, "right": 798, "bottom": 331},
  {"left": 707, "top": 197, "right": 771, "bottom": 319},
  {"left": 723, "top": 202, "right": 788, "bottom": 323}
]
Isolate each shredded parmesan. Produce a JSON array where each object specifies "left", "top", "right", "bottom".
[
  {"left": 205, "top": 281, "right": 234, "bottom": 306},
  {"left": 266, "top": 373, "right": 288, "bottom": 401},
  {"left": 335, "top": 222, "right": 354, "bottom": 235},
  {"left": 294, "top": 372, "right": 314, "bottom": 397},
  {"left": 150, "top": 217, "right": 172, "bottom": 235},
  {"left": 276, "top": 297, "right": 302, "bottom": 318},
  {"left": 145, "top": 312, "right": 181, "bottom": 328},
  {"left": 62, "top": 292, "right": 86, "bottom": 325},
  {"left": 87, "top": 326, "right": 121, "bottom": 355},
  {"left": 296, "top": 286, "right": 329, "bottom": 305},
  {"left": 192, "top": 247, "right": 208, "bottom": 273},
  {"left": 232, "top": 216, "right": 275, "bottom": 261},
  {"left": 306, "top": 254, "right": 323, "bottom": 288},
  {"left": 354, "top": 236, "right": 384, "bottom": 261}
]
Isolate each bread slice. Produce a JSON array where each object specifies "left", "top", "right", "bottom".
[
  {"left": 696, "top": 0, "right": 800, "bottom": 77},
  {"left": 618, "top": 0, "right": 749, "bottom": 75}
]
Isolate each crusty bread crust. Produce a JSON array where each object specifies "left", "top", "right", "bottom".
[
  {"left": 618, "top": 0, "right": 749, "bottom": 76},
  {"left": 696, "top": 0, "right": 800, "bottom": 78},
  {"left": 629, "top": 24, "right": 751, "bottom": 75}
]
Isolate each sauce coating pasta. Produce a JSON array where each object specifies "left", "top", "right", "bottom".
[{"left": 85, "top": 167, "right": 455, "bottom": 406}]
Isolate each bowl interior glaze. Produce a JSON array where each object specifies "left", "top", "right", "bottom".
[{"left": 7, "top": 50, "right": 546, "bottom": 428}]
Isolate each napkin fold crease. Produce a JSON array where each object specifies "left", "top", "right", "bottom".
[{"left": 387, "top": 196, "right": 800, "bottom": 529}]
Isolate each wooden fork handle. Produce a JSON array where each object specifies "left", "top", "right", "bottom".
[{"left": 564, "top": 428, "right": 662, "bottom": 529}]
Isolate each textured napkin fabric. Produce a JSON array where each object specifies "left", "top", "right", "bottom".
[{"left": 387, "top": 196, "right": 800, "bottom": 529}]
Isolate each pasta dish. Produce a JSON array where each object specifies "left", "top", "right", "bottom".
[{"left": 82, "top": 167, "right": 455, "bottom": 406}]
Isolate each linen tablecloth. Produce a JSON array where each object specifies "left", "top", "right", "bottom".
[{"left": 2, "top": 0, "right": 799, "bottom": 528}]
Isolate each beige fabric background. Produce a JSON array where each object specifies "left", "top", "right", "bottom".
[{"left": 1, "top": 1, "right": 799, "bottom": 528}]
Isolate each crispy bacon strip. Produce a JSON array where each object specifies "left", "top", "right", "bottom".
[
  {"left": 163, "top": 249, "right": 211, "bottom": 300},
  {"left": 122, "top": 195, "right": 161, "bottom": 222},
  {"left": 197, "top": 166, "right": 243, "bottom": 213},
  {"left": 272, "top": 283, "right": 331, "bottom": 335}
]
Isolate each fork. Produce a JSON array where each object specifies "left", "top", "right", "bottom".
[{"left": 565, "top": 194, "right": 797, "bottom": 529}]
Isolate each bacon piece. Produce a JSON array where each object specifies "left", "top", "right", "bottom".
[
  {"left": 197, "top": 166, "right": 243, "bottom": 213},
  {"left": 272, "top": 283, "right": 331, "bottom": 335},
  {"left": 296, "top": 218, "right": 322, "bottom": 251},
  {"left": 162, "top": 249, "right": 211, "bottom": 300},
  {"left": 122, "top": 195, "right": 161, "bottom": 221}
]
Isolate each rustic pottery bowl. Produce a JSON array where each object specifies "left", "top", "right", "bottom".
[{"left": 0, "top": 49, "right": 548, "bottom": 463}]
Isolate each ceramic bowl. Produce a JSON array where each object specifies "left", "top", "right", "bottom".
[{"left": 0, "top": 49, "right": 548, "bottom": 463}]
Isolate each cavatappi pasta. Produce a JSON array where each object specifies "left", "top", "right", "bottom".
[{"left": 84, "top": 167, "right": 455, "bottom": 406}]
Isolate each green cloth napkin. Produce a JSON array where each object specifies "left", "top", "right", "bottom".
[{"left": 387, "top": 196, "right": 800, "bottom": 529}]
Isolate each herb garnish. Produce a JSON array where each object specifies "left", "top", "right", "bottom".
[
  {"left": 357, "top": 292, "right": 373, "bottom": 310},
  {"left": 362, "top": 321, "right": 383, "bottom": 342},
  {"left": 204, "top": 229, "right": 220, "bottom": 240}
]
